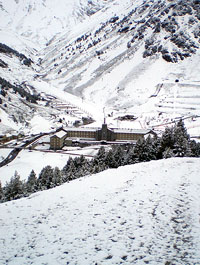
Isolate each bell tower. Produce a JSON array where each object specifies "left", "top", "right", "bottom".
[{"left": 101, "top": 123, "right": 107, "bottom": 140}]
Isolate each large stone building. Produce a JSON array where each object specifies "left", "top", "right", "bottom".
[
  {"left": 50, "top": 123, "right": 154, "bottom": 150},
  {"left": 50, "top": 130, "right": 67, "bottom": 150}
]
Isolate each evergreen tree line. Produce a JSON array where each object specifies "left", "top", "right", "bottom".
[
  {"left": 0, "top": 77, "right": 40, "bottom": 103},
  {"left": 0, "top": 120, "right": 200, "bottom": 203},
  {"left": 0, "top": 43, "right": 32, "bottom": 66}
]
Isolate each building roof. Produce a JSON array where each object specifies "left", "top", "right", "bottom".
[
  {"left": 54, "top": 130, "right": 67, "bottom": 138},
  {"left": 61, "top": 126, "right": 152, "bottom": 135},
  {"left": 64, "top": 126, "right": 151, "bottom": 133},
  {"left": 64, "top": 127, "right": 99, "bottom": 132},
  {"left": 66, "top": 137, "right": 96, "bottom": 141}
]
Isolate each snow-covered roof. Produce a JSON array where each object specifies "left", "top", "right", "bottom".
[
  {"left": 64, "top": 127, "right": 99, "bottom": 132},
  {"left": 66, "top": 137, "right": 96, "bottom": 141},
  {"left": 63, "top": 126, "right": 151, "bottom": 135},
  {"left": 54, "top": 130, "right": 67, "bottom": 138}
]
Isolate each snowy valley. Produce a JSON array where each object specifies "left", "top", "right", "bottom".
[
  {"left": 0, "top": 0, "right": 200, "bottom": 136},
  {"left": 0, "top": 1, "right": 200, "bottom": 264}
]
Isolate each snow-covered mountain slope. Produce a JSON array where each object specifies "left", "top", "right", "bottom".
[
  {"left": 1, "top": 158, "right": 200, "bottom": 264},
  {"left": 0, "top": 0, "right": 200, "bottom": 135},
  {"left": 0, "top": 0, "right": 113, "bottom": 47},
  {"left": 0, "top": 0, "right": 117, "bottom": 134},
  {"left": 0, "top": 43, "right": 95, "bottom": 134},
  {"left": 39, "top": 0, "right": 200, "bottom": 121}
]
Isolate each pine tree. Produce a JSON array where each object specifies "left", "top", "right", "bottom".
[
  {"left": 173, "top": 135, "right": 191, "bottom": 157},
  {"left": 0, "top": 181, "right": 3, "bottom": 201},
  {"left": 92, "top": 146, "right": 107, "bottom": 172},
  {"left": 37, "top": 165, "right": 54, "bottom": 190},
  {"left": 62, "top": 157, "right": 73, "bottom": 181},
  {"left": 190, "top": 140, "right": 200, "bottom": 157},
  {"left": 95, "top": 147, "right": 107, "bottom": 163},
  {"left": 75, "top": 155, "right": 90, "bottom": 177},
  {"left": 105, "top": 149, "right": 117, "bottom": 168},
  {"left": 163, "top": 147, "right": 175, "bottom": 159},
  {"left": 26, "top": 169, "right": 37, "bottom": 194},
  {"left": 4, "top": 171, "right": 24, "bottom": 201},
  {"left": 160, "top": 120, "right": 191, "bottom": 158},
  {"left": 175, "top": 119, "right": 190, "bottom": 141},
  {"left": 112, "top": 145, "right": 125, "bottom": 167},
  {"left": 124, "top": 146, "right": 136, "bottom": 165},
  {"left": 173, "top": 119, "right": 191, "bottom": 157},
  {"left": 62, "top": 157, "right": 76, "bottom": 181},
  {"left": 151, "top": 134, "right": 162, "bottom": 159},
  {"left": 144, "top": 135, "right": 158, "bottom": 161},
  {"left": 160, "top": 126, "right": 175, "bottom": 155},
  {"left": 53, "top": 167, "right": 62, "bottom": 186},
  {"left": 133, "top": 138, "right": 147, "bottom": 162}
]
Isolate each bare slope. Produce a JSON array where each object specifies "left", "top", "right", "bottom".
[{"left": 0, "top": 158, "right": 200, "bottom": 264}]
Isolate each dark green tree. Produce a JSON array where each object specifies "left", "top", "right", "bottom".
[
  {"left": 53, "top": 167, "right": 63, "bottom": 186},
  {"left": 112, "top": 145, "right": 125, "bottom": 167},
  {"left": 190, "top": 140, "right": 200, "bottom": 157},
  {"left": 105, "top": 149, "right": 117, "bottom": 168},
  {"left": 173, "top": 119, "right": 191, "bottom": 157},
  {"left": 3, "top": 171, "right": 24, "bottom": 201},
  {"left": 0, "top": 181, "right": 3, "bottom": 201},
  {"left": 92, "top": 146, "right": 107, "bottom": 172},
  {"left": 124, "top": 146, "right": 136, "bottom": 165},
  {"left": 26, "top": 169, "right": 37, "bottom": 193},
  {"left": 133, "top": 138, "right": 148, "bottom": 162},
  {"left": 37, "top": 165, "right": 54, "bottom": 190},
  {"left": 160, "top": 126, "right": 175, "bottom": 155},
  {"left": 62, "top": 157, "right": 77, "bottom": 181}
]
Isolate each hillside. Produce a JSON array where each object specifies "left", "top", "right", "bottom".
[
  {"left": 38, "top": 0, "right": 200, "bottom": 132},
  {"left": 0, "top": 0, "right": 112, "bottom": 47},
  {"left": 0, "top": 0, "right": 200, "bottom": 135},
  {"left": 0, "top": 158, "right": 200, "bottom": 264}
]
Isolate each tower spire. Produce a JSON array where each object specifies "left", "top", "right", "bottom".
[{"left": 103, "top": 107, "right": 106, "bottom": 124}]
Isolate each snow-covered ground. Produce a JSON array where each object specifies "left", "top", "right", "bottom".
[
  {"left": 0, "top": 150, "right": 69, "bottom": 185},
  {"left": 0, "top": 149, "right": 11, "bottom": 163},
  {"left": 0, "top": 145, "right": 105, "bottom": 186},
  {"left": 0, "top": 158, "right": 200, "bottom": 264},
  {"left": 0, "top": 0, "right": 113, "bottom": 47}
]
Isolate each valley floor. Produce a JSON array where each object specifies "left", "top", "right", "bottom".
[{"left": 0, "top": 158, "right": 200, "bottom": 264}]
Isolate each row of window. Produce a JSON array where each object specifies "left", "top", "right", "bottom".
[
  {"left": 68, "top": 131, "right": 96, "bottom": 138},
  {"left": 115, "top": 133, "right": 142, "bottom": 140},
  {"left": 51, "top": 132, "right": 144, "bottom": 144}
]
